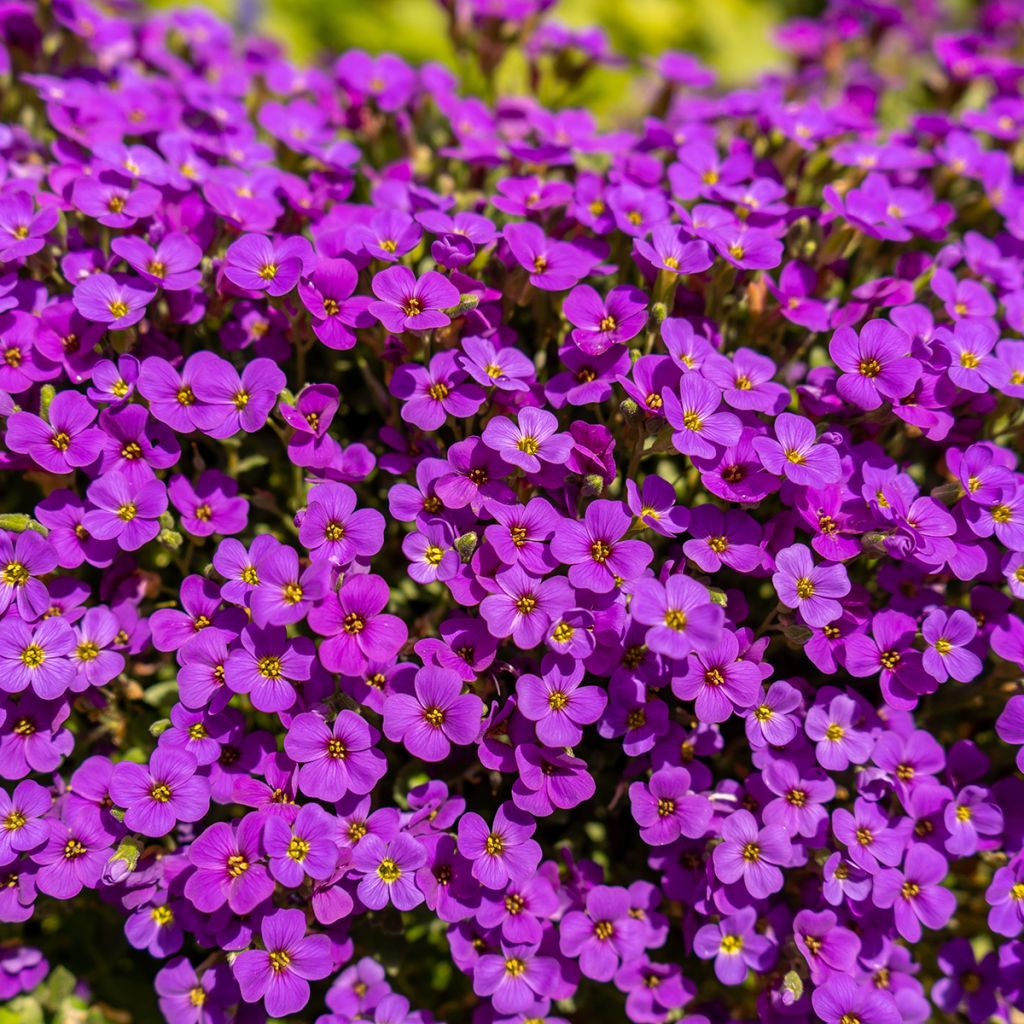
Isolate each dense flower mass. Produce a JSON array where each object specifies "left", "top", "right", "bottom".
[{"left": 3, "top": 0, "right": 1024, "bottom": 1021}]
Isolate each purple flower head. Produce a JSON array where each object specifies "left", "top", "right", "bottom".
[
  {"left": 284, "top": 710, "right": 386, "bottom": 801},
  {"left": 383, "top": 666, "right": 484, "bottom": 762},
  {"left": 109, "top": 748, "right": 210, "bottom": 837},
  {"left": 482, "top": 407, "right": 573, "bottom": 475},
  {"left": 233, "top": 908, "right": 332, "bottom": 1018},
  {"left": 369, "top": 266, "right": 460, "bottom": 333},
  {"left": 564, "top": 285, "right": 648, "bottom": 355},
  {"left": 223, "top": 233, "right": 315, "bottom": 296},
  {"left": 72, "top": 273, "right": 156, "bottom": 329},
  {"left": 772, "top": 544, "right": 850, "bottom": 627},
  {"left": 712, "top": 809, "right": 792, "bottom": 898}
]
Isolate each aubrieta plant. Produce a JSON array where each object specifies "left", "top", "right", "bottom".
[{"left": 2, "top": 0, "right": 1024, "bottom": 1021}]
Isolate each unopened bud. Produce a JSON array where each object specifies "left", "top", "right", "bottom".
[
  {"left": 709, "top": 588, "right": 728, "bottom": 608},
  {"left": 0, "top": 514, "right": 47, "bottom": 536},
  {"left": 581, "top": 474, "right": 605, "bottom": 497},
  {"left": 158, "top": 529, "right": 184, "bottom": 550},
  {"left": 39, "top": 384, "right": 56, "bottom": 420},
  {"left": 782, "top": 623, "right": 813, "bottom": 646},
  {"left": 455, "top": 531, "right": 478, "bottom": 563},
  {"left": 149, "top": 718, "right": 172, "bottom": 737},
  {"left": 649, "top": 302, "right": 667, "bottom": 324},
  {"left": 619, "top": 398, "right": 641, "bottom": 421},
  {"left": 104, "top": 836, "right": 143, "bottom": 883},
  {"left": 443, "top": 294, "right": 479, "bottom": 318}
]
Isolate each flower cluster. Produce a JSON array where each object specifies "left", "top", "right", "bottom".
[{"left": 2, "top": 0, "right": 1024, "bottom": 1021}]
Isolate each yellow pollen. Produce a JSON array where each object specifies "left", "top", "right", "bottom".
[
  {"left": 428, "top": 382, "right": 450, "bottom": 401},
  {"left": 176, "top": 387, "right": 195, "bottom": 406},
  {"left": 423, "top": 706, "right": 446, "bottom": 728},
  {"left": 960, "top": 351, "right": 980, "bottom": 369},
  {"left": 741, "top": 842, "right": 760, "bottom": 862},
  {"left": 590, "top": 540, "right": 612, "bottom": 563},
  {"left": 825, "top": 723, "right": 845, "bottom": 742},
  {"left": 327, "top": 739, "right": 347, "bottom": 760},
  {"left": 149, "top": 782, "right": 173, "bottom": 803},
  {"left": 258, "top": 263, "right": 278, "bottom": 281},
  {"left": 594, "top": 920, "right": 615, "bottom": 940},
  {"left": 517, "top": 435, "right": 540, "bottom": 455},
  {"left": 504, "top": 957, "right": 527, "bottom": 976},
  {"left": 515, "top": 594, "right": 538, "bottom": 614},
  {"left": 485, "top": 833, "right": 504, "bottom": 856},
  {"left": 377, "top": 858, "right": 401, "bottom": 883},
  {"left": 226, "top": 854, "right": 248, "bottom": 877},
  {"left": 108, "top": 300, "right": 129, "bottom": 318},
  {"left": 682, "top": 410, "right": 703, "bottom": 432},
  {"left": 901, "top": 881, "right": 920, "bottom": 899},
  {"left": 268, "top": 950, "right": 291, "bottom": 972},
  {"left": 20, "top": 643, "right": 46, "bottom": 669},
  {"left": 3, "top": 810, "right": 27, "bottom": 831},
  {"left": 423, "top": 545, "right": 445, "bottom": 566},
  {"left": 258, "top": 655, "right": 282, "bottom": 679},
  {"left": 657, "top": 798, "right": 675, "bottom": 817},
  {"left": 151, "top": 905, "right": 173, "bottom": 925},
  {"left": 281, "top": 582, "right": 303, "bottom": 605},
  {"left": 50, "top": 431, "right": 71, "bottom": 451},
  {"left": 287, "top": 836, "right": 310, "bottom": 861},
  {"left": 795, "top": 577, "right": 815, "bottom": 599},
  {"left": 720, "top": 934, "right": 743, "bottom": 954},
  {"left": 552, "top": 622, "right": 575, "bottom": 644}
]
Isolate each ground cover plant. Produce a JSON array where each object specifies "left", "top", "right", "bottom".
[{"left": 2, "top": 0, "right": 1024, "bottom": 1021}]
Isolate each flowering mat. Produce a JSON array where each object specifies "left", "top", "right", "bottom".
[{"left": 2, "top": 0, "right": 1024, "bottom": 1022}]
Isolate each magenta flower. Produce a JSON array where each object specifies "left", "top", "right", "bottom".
[
  {"left": 5, "top": 390, "right": 104, "bottom": 475},
  {"left": 0, "top": 780, "right": 50, "bottom": 859},
  {"left": 481, "top": 407, "right": 573, "bottom": 474},
  {"left": 829, "top": 319, "right": 922, "bottom": 409},
  {"left": 223, "top": 233, "right": 315, "bottom": 296},
  {"left": 297, "top": 257, "right": 374, "bottom": 350},
  {"left": 189, "top": 353, "right": 287, "bottom": 438},
  {"left": 753, "top": 412, "right": 842, "bottom": 486},
  {"left": 369, "top": 266, "right": 460, "bottom": 333},
  {"left": 109, "top": 748, "right": 210, "bottom": 837},
  {"left": 672, "top": 630, "right": 762, "bottom": 722},
  {"left": 712, "top": 809, "right": 792, "bottom": 898},
  {"left": 549, "top": 499, "right": 652, "bottom": 594},
  {"left": 298, "top": 482, "right": 385, "bottom": 566},
  {"left": 630, "top": 574, "right": 724, "bottom": 659},
  {"left": 383, "top": 666, "right": 483, "bottom": 762},
  {"left": 72, "top": 273, "right": 156, "bottom": 329},
  {"left": 479, "top": 566, "right": 573, "bottom": 648},
  {"left": 663, "top": 373, "right": 742, "bottom": 459},
  {"left": 83, "top": 474, "right": 167, "bottom": 551},
  {"left": 629, "top": 766, "right": 712, "bottom": 845},
  {"left": 233, "top": 908, "right": 332, "bottom": 1018},
  {"left": 805, "top": 694, "right": 874, "bottom": 771},
  {"left": 872, "top": 844, "right": 956, "bottom": 942},
  {"left": 183, "top": 814, "right": 275, "bottom": 915},
  {"left": 563, "top": 284, "right": 648, "bottom": 355},
  {"left": 390, "top": 351, "right": 485, "bottom": 430},
  {"left": 263, "top": 804, "right": 339, "bottom": 887},
  {"left": 309, "top": 573, "right": 407, "bottom": 676},
  {"left": 284, "top": 711, "right": 386, "bottom": 801},
  {"left": 342, "top": 833, "right": 424, "bottom": 914},
  {"left": 0, "top": 616, "right": 76, "bottom": 700},
  {"left": 772, "top": 543, "right": 850, "bottom": 627}
]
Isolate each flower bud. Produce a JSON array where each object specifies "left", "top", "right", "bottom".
[{"left": 455, "top": 531, "right": 478, "bottom": 563}]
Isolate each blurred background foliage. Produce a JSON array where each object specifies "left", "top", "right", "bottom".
[{"left": 152, "top": 0, "right": 824, "bottom": 101}]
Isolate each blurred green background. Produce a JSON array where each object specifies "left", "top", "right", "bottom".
[{"left": 154, "top": 0, "right": 820, "bottom": 85}]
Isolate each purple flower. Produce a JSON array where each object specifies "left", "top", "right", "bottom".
[
  {"left": 772, "top": 543, "right": 850, "bottom": 627},
  {"left": 284, "top": 711, "right": 386, "bottom": 801},
  {"left": 224, "top": 625, "right": 315, "bottom": 714},
  {"left": 110, "top": 233, "right": 203, "bottom": 291},
  {"left": 482, "top": 407, "right": 573, "bottom": 474},
  {"left": 223, "top": 233, "right": 315, "bottom": 296},
  {"left": 630, "top": 574, "right": 723, "bottom": 659},
  {"left": 169, "top": 471, "right": 248, "bottom": 537},
  {"left": 187, "top": 353, "right": 286, "bottom": 438},
  {"left": 663, "top": 373, "right": 742, "bottom": 459},
  {"left": 109, "top": 748, "right": 210, "bottom": 836},
  {"left": 805, "top": 695, "right": 874, "bottom": 771},
  {"left": 0, "top": 616, "right": 76, "bottom": 700},
  {"left": 183, "top": 813, "right": 275, "bottom": 915},
  {"left": 629, "top": 766, "right": 712, "bottom": 845},
  {"left": 83, "top": 474, "right": 167, "bottom": 551},
  {"left": 458, "top": 802, "right": 541, "bottom": 890},
  {"left": 0, "top": 780, "right": 50, "bottom": 860},
  {"left": 812, "top": 975, "right": 900, "bottom": 1024},
  {"left": 563, "top": 285, "right": 648, "bottom": 355},
  {"left": 549, "top": 500, "right": 652, "bottom": 594},
  {"left": 829, "top": 319, "right": 922, "bottom": 409},
  {"left": 233, "top": 908, "right": 332, "bottom": 1018},
  {"left": 753, "top": 413, "right": 842, "bottom": 486},
  {"left": 369, "top": 266, "right": 460, "bottom": 333},
  {"left": 35, "top": 817, "right": 117, "bottom": 899},
  {"left": 516, "top": 656, "right": 606, "bottom": 746},
  {"left": 5, "top": 390, "right": 104, "bottom": 475},
  {"left": 298, "top": 257, "right": 374, "bottom": 350},
  {"left": 712, "top": 809, "right": 791, "bottom": 898},
  {"left": 559, "top": 885, "right": 647, "bottom": 982},
  {"left": 473, "top": 942, "right": 559, "bottom": 1014},
  {"left": 263, "top": 804, "right": 339, "bottom": 887},
  {"left": 921, "top": 607, "right": 982, "bottom": 683},
  {"left": 872, "top": 843, "right": 957, "bottom": 942},
  {"left": 0, "top": 531, "right": 57, "bottom": 620},
  {"left": 350, "top": 833, "right": 427, "bottom": 911},
  {"left": 693, "top": 906, "right": 775, "bottom": 985},
  {"left": 479, "top": 566, "right": 573, "bottom": 648},
  {"left": 72, "top": 273, "right": 156, "bottom": 329},
  {"left": 390, "top": 351, "right": 485, "bottom": 430},
  {"left": 671, "top": 630, "right": 761, "bottom": 721},
  {"left": 383, "top": 666, "right": 484, "bottom": 762},
  {"left": 310, "top": 573, "right": 407, "bottom": 676}
]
